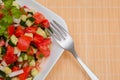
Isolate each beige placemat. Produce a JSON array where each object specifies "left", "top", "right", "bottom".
[{"left": 37, "top": 0, "right": 120, "bottom": 80}]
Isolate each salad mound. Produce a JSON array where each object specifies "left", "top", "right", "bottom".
[{"left": 0, "top": 0, "right": 51, "bottom": 80}]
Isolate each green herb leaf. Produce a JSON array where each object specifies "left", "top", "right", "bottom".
[
  {"left": 39, "top": 54, "right": 44, "bottom": 58},
  {"left": 3, "top": 0, "right": 14, "bottom": 9},
  {"left": 0, "top": 0, "right": 16, "bottom": 36},
  {"left": 0, "top": 26, "right": 7, "bottom": 36},
  {"left": 11, "top": 6, "right": 21, "bottom": 18},
  {"left": 2, "top": 8, "right": 9, "bottom": 15},
  {"left": 2, "top": 15, "right": 13, "bottom": 24}
]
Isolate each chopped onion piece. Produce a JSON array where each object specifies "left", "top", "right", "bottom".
[
  {"left": 14, "top": 24, "right": 19, "bottom": 27},
  {"left": 0, "top": 66, "right": 4, "bottom": 71},
  {"left": 5, "top": 40, "right": 9, "bottom": 47},
  {"left": 9, "top": 69, "right": 24, "bottom": 77},
  {"left": 13, "top": 18, "right": 20, "bottom": 24},
  {"left": 14, "top": 47, "right": 21, "bottom": 54},
  {"left": 17, "top": 52, "right": 21, "bottom": 57},
  {"left": 1, "top": 60, "right": 7, "bottom": 67}
]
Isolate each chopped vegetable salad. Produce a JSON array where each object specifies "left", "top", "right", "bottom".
[{"left": 0, "top": 0, "right": 51, "bottom": 80}]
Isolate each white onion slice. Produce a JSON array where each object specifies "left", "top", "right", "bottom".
[
  {"left": 1, "top": 60, "right": 7, "bottom": 67},
  {"left": 5, "top": 40, "right": 9, "bottom": 47},
  {"left": 14, "top": 24, "right": 19, "bottom": 27},
  {"left": 17, "top": 52, "right": 21, "bottom": 57},
  {"left": 13, "top": 18, "right": 20, "bottom": 24},
  {"left": 9, "top": 69, "right": 24, "bottom": 77},
  {"left": 0, "top": 66, "right": 4, "bottom": 71}
]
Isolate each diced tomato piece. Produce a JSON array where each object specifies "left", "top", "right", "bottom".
[
  {"left": 27, "top": 46, "right": 34, "bottom": 55},
  {"left": 6, "top": 45, "right": 14, "bottom": 54},
  {"left": 18, "top": 66, "right": 32, "bottom": 80},
  {"left": 15, "top": 26, "right": 24, "bottom": 37},
  {"left": 42, "top": 38, "right": 51, "bottom": 46},
  {"left": 37, "top": 38, "right": 51, "bottom": 56},
  {"left": 3, "top": 45, "right": 17, "bottom": 64},
  {"left": 33, "top": 33, "right": 44, "bottom": 46},
  {"left": 41, "top": 19, "right": 50, "bottom": 28},
  {"left": 18, "top": 72, "right": 26, "bottom": 80},
  {"left": 0, "top": 40, "right": 5, "bottom": 47},
  {"left": 36, "top": 51, "right": 43, "bottom": 59},
  {"left": 23, "top": 66, "right": 32, "bottom": 74},
  {"left": 34, "top": 37, "right": 51, "bottom": 57},
  {"left": 17, "top": 36, "right": 32, "bottom": 51},
  {"left": 37, "top": 42, "right": 50, "bottom": 57},
  {"left": 8, "top": 25, "right": 15, "bottom": 36},
  {"left": 38, "top": 45, "right": 50, "bottom": 57},
  {"left": 33, "top": 12, "right": 45, "bottom": 24},
  {"left": 12, "top": 66, "right": 19, "bottom": 72},
  {"left": 25, "top": 26, "right": 37, "bottom": 34},
  {"left": 3, "top": 53, "right": 18, "bottom": 64},
  {"left": 0, "top": 13, "right": 3, "bottom": 19},
  {"left": 0, "top": 78, "right": 4, "bottom": 80}
]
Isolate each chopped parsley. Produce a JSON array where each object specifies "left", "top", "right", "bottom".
[{"left": 0, "top": 0, "right": 21, "bottom": 36}]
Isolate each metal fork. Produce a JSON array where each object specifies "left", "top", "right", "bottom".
[{"left": 47, "top": 20, "right": 99, "bottom": 80}]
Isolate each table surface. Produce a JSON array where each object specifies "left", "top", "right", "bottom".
[{"left": 36, "top": 0, "right": 120, "bottom": 80}]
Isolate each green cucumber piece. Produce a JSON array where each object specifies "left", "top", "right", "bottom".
[
  {"left": 8, "top": 64, "right": 14, "bottom": 68},
  {"left": 8, "top": 35, "right": 18, "bottom": 47},
  {"left": 29, "top": 60, "right": 35, "bottom": 66},
  {"left": 6, "top": 77, "right": 11, "bottom": 80},
  {"left": 4, "top": 67, "right": 12, "bottom": 74},
  {"left": 3, "top": 32, "right": 9, "bottom": 41},
  {"left": 36, "top": 28, "right": 47, "bottom": 38},
  {"left": 23, "top": 54, "right": 28, "bottom": 60},
  {"left": 8, "top": 40, "right": 15, "bottom": 47},
  {"left": 45, "top": 28, "right": 50, "bottom": 37},
  {"left": 18, "top": 57, "right": 23, "bottom": 62},
  {"left": 27, "top": 17, "right": 35, "bottom": 22},
  {"left": 20, "top": 20, "right": 27, "bottom": 27},
  {"left": 31, "top": 68, "right": 39, "bottom": 77},
  {"left": 26, "top": 20, "right": 34, "bottom": 27},
  {"left": 0, "top": 70, "right": 11, "bottom": 80},
  {"left": 27, "top": 12, "right": 33, "bottom": 15},
  {"left": 20, "top": 15, "right": 27, "bottom": 21},
  {"left": 1, "top": 46, "right": 6, "bottom": 55},
  {"left": 28, "top": 56, "right": 35, "bottom": 62},
  {"left": 0, "top": 70, "right": 6, "bottom": 78}
]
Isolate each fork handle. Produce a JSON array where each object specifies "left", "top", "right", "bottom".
[{"left": 70, "top": 49, "right": 99, "bottom": 80}]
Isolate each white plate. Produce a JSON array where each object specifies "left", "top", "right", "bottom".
[{"left": 16, "top": 0, "right": 68, "bottom": 80}]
